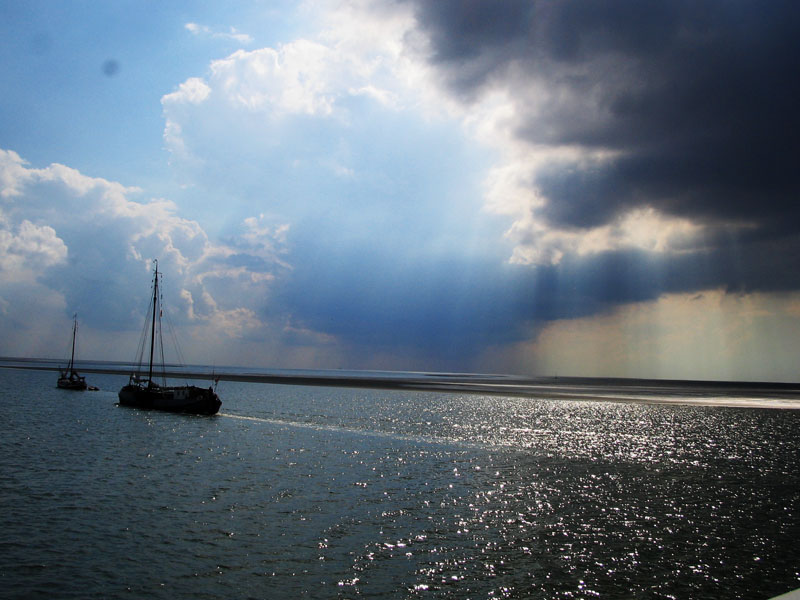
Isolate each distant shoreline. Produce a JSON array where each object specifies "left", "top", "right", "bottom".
[{"left": 3, "top": 357, "right": 800, "bottom": 409}]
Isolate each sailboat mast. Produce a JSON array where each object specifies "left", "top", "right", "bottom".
[
  {"left": 148, "top": 261, "right": 158, "bottom": 383},
  {"left": 68, "top": 315, "right": 77, "bottom": 371}
]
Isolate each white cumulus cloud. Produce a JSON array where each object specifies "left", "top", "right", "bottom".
[
  {"left": 0, "top": 149, "right": 305, "bottom": 364},
  {"left": 185, "top": 22, "right": 253, "bottom": 45}
]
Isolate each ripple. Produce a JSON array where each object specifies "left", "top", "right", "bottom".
[{"left": 1, "top": 370, "right": 798, "bottom": 599}]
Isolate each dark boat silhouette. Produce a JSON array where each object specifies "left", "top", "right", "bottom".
[
  {"left": 57, "top": 315, "right": 89, "bottom": 390},
  {"left": 118, "top": 260, "right": 221, "bottom": 415}
]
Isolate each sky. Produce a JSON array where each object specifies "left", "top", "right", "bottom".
[{"left": 2, "top": 0, "right": 800, "bottom": 381}]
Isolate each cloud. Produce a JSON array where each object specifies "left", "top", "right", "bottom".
[
  {"left": 482, "top": 289, "right": 800, "bottom": 382},
  {"left": 185, "top": 22, "right": 253, "bottom": 45},
  {"left": 0, "top": 217, "right": 67, "bottom": 276},
  {"left": 1, "top": 0, "right": 778, "bottom": 375},
  {"left": 150, "top": 0, "right": 800, "bottom": 371},
  {"left": 208, "top": 43, "right": 341, "bottom": 115},
  {"left": 0, "top": 149, "right": 295, "bottom": 363},
  {"left": 404, "top": 0, "right": 800, "bottom": 277},
  {"left": 164, "top": 10, "right": 419, "bottom": 138},
  {"left": 0, "top": 149, "right": 33, "bottom": 198},
  {"left": 276, "top": 247, "right": 533, "bottom": 369},
  {"left": 507, "top": 207, "right": 705, "bottom": 266},
  {"left": 162, "top": 77, "right": 211, "bottom": 106},
  {"left": 159, "top": 7, "right": 496, "bottom": 252},
  {"left": 162, "top": 2, "right": 434, "bottom": 164}
]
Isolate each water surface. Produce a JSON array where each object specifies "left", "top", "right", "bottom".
[{"left": 1, "top": 369, "right": 798, "bottom": 598}]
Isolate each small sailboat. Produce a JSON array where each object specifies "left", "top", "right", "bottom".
[
  {"left": 57, "top": 315, "right": 88, "bottom": 390},
  {"left": 118, "top": 260, "right": 221, "bottom": 415}
]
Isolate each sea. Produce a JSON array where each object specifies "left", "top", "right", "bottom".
[{"left": 1, "top": 366, "right": 798, "bottom": 599}]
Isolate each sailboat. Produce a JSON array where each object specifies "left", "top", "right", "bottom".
[
  {"left": 118, "top": 260, "right": 221, "bottom": 415},
  {"left": 57, "top": 315, "right": 88, "bottom": 390}
]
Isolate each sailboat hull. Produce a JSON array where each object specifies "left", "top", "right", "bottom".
[
  {"left": 58, "top": 316, "right": 90, "bottom": 390},
  {"left": 119, "top": 260, "right": 222, "bottom": 416},
  {"left": 57, "top": 374, "right": 88, "bottom": 390},
  {"left": 118, "top": 384, "right": 221, "bottom": 415}
]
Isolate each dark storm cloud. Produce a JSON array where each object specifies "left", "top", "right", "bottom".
[
  {"left": 278, "top": 243, "right": 530, "bottom": 364},
  {"left": 278, "top": 230, "right": 800, "bottom": 364},
  {"left": 410, "top": 0, "right": 800, "bottom": 236},
  {"left": 277, "top": 1, "right": 800, "bottom": 365}
]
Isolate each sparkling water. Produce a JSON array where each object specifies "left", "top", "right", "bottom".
[{"left": 1, "top": 368, "right": 798, "bottom": 598}]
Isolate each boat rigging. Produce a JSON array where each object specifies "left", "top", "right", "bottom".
[
  {"left": 118, "top": 260, "right": 221, "bottom": 415},
  {"left": 57, "top": 315, "right": 91, "bottom": 390}
]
